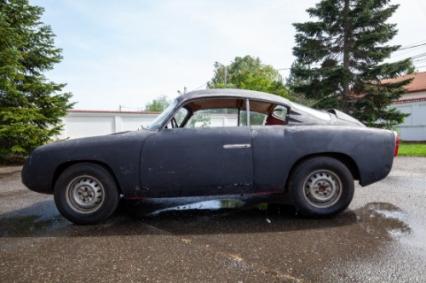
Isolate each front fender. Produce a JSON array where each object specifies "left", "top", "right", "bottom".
[{"left": 22, "top": 130, "right": 154, "bottom": 195}]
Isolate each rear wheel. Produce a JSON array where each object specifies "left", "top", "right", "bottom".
[
  {"left": 54, "top": 163, "right": 120, "bottom": 225},
  {"left": 288, "top": 157, "right": 354, "bottom": 216}
]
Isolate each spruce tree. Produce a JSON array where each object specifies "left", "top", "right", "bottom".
[
  {"left": 290, "top": 0, "right": 413, "bottom": 128},
  {"left": 0, "top": 0, "right": 72, "bottom": 159}
]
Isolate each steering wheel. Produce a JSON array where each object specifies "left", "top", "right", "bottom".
[{"left": 171, "top": 117, "right": 178, "bottom": 128}]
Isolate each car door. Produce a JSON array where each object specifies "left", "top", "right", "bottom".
[
  {"left": 249, "top": 103, "right": 293, "bottom": 193},
  {"left": 140, "top": 126, "right": 253, "bottom": 197}
]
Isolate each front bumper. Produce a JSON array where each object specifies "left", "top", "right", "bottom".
[{"left": 21, "top": 154, "right": 54, "bottom": 194}]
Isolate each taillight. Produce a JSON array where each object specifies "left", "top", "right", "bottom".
[{"left": 393, "top": 132, "right": 400, "bottom": 157}]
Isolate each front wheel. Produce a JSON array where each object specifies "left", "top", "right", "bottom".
[
  {"left": 54, "top": 163, "right": 120, "bottom": 225},
  {"left": 288, "top": 157, "right": 354, "bottom": 216}
]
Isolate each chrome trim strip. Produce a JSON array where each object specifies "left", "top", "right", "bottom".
[{"left": 223, "top": 144, "right": 251, "bottom": 149}]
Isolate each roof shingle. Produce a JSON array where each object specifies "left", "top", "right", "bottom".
[{"left": 384, "top": 71, "right": 426, "bottom": 93}]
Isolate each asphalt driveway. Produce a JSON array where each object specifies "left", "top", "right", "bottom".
[{"left": 0, "top": 157, "right": 425, "bottom": 282}]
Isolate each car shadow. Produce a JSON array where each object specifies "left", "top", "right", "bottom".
[{"left": 0, "top": 198, "right": 408, "bottom": 239}]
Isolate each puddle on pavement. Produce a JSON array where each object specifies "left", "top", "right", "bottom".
[
  {"left": 0, "top": 196, "right": 418, "bottom": 244},
  {"left": 0, "top": 201, "right": 67, "bottom": 237},
  {"left": 356, "top": 202, "right": 411, "bottom": 240},
  {"left": 125, "top": 195, "right": 270, "bottom": 217},
  {"left": 148, "top": 199, "right": 246, "bottom": 214}
]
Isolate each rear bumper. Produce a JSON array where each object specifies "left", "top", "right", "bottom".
[
  {"left": 358, "top": 131, "right": 395, "bottom": 186},
  {"left": 359, "top": 157, "right": 393, "bottom": 186}
]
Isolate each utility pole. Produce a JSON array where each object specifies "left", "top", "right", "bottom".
[
  {"left": 224, "top": 65, "right": 227, "bottom": 87},
  {"left": 342, "top": 0, "right": 351, "bottom": 97},
  {"left": 178, "top": 86, "right": 187, "bottom": 95}
]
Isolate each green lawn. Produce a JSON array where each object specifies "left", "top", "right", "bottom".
[{"left": 398, "top": 143, "right": 426, "bottom": 157}]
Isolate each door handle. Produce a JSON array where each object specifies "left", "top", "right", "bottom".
[{"left": 223, "top": 144, "right": 251, "bottom": 149}]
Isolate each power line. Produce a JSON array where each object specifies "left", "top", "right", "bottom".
[
  {"left": 399, "top": 42, "right": 426, "bottom": 51},
  {"left": 258, "top": 41, "right": 426, "bottom": 75},
  {"left": 413, "top": 58, "right": 426, "bottom": 63},
  {"left": 402, "top": 39, "right": 426, "bottom": 46},
  {"left": 278, "top": 50, "right": 426, "bottom": 71},
  {"left": 396, "top": 41, "right": 426, "bottom": 51},
  {"left": 410, "top": 52, "right": 426, "bottom": 59}
]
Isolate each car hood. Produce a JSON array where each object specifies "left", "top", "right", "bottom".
[{"left": 34, "top": 129, "right": 155, "bottom": 154}]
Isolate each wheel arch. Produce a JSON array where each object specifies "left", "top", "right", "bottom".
[
  {"left": 52, "top": 160, "right": 123, "bottom": 194},
  {"left": 285, "top": 152, "right": 360, "bottom": 191}
]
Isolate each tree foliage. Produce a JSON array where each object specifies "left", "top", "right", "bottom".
[
  {"left": 290, "top": 0, "right": 413, "bottom": 128},
  {"left": 145, "top": 96, "right": 169, "bottom": 112},
  {"left": 0, "top": 0, "right": 72, "bottom": 158},
  {"left": 208, "top": 55, "right": 289, "bottom": 98}
]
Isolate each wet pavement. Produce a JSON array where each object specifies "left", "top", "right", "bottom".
[{"left": 0, "top": 157, "right": 425, "bottom": 282}]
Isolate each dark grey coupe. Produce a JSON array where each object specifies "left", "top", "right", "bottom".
[{"left": 22, "top": 89, "right": 399, "bottom": 224}]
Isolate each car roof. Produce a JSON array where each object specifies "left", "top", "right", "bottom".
[{"left": 176, "top": 88, "right": 292, "bottom": 106}]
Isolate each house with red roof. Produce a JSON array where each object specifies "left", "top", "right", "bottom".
[{"left": 392, "top": 72, "right": 426, "bottom": 141}]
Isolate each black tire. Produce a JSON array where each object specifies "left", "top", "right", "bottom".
[
  {"left": 54, "top": 163, "right": 120, "bottom": 225},
  {"left": 288, "top": 157, "right": 354, "bottom": 217}
]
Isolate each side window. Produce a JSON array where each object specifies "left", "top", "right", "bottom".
[
  {"left": 165, "top": 107, "right": 188, "bottom": 128},
  {"left": 169, "top": 98, "right": 289, "bottom": 128},
  {"left": 174, "top": 107, "right": 188, "bottom": 125},
  {"left": 240, "top": 110, "right": 267, "bottom": 126},
  {"left": 246, "top": 100, "right": 289, "bottom": 126},
  {"left": 186, "top": 108, "right": 239, "bottom": 128}
]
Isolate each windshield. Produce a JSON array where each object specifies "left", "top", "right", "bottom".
[{"left": 146, "top": 99, "right": 178, "bottom": 130}]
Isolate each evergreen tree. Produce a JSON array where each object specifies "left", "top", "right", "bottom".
[
  {"left": 290, "top": 0, "right": 413, "bottom": 128},
  {"left": 0, "top": 0, "right": 71, "bottom": 159},
  {"left": 208, "top": 55, "right": 289, "bottom": 99}
]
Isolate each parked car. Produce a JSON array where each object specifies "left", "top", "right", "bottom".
[{"left": 22, "top": 89, "right": 399, "bottom": 224}]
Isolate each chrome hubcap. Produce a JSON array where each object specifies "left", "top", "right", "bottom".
[
  {"left": 303, "top": 170, "right": 342, "bottom": 208},
  {"left": 66, "top": 175, "right": 105, "bottom": 214}
]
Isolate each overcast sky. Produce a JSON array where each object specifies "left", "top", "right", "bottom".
[{"left": 31, "top": 0, "right": 426, "bottom": 110}]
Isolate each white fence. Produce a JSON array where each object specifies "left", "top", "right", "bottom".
[
  {"left": 59, "top": 110, "right": 238, "bottom": 139},
  {"left": 59, "top": 110, "right": 158, "bottom": 139}
]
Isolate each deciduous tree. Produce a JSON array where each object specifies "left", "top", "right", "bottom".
[
  {"left": 145, "top": 96, "right": 169, "bottom": 112},
  {"left": 208, "top": 55, "right": 289, "bottom": 98}
]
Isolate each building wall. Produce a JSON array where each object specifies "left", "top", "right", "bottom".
[
  {"left": 59, "top": 111, "right": 158, "bottom": 139},
  {"left": 59, "top": 111, "right": 239, "bottom": 140},
  {"left": 393, "top": 91, "right": 426, "bottom": 141}
]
